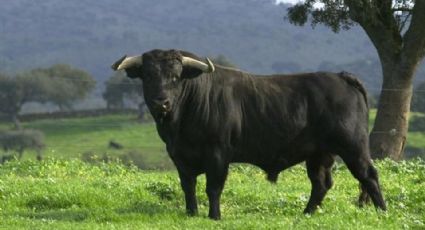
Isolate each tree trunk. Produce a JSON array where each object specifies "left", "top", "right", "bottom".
[
  {"left": 11, "top": 114, "right": 22, "bottom": 130},
  {"left": 369, "top": 61, "right": 415, "bottom": 160}
]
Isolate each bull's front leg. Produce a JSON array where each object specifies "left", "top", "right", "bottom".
[
  {"left": 205, "top": 149, "right": 229, "bottom": 220},
  {"left": 177, "top": 168, "right": 198, "bottom": 216}
]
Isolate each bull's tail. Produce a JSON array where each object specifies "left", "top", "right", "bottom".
[{"left": 339, "top": 71, "right": 368, "bottom": 109}]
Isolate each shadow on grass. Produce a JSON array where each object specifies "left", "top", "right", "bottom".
[{"left": 17, "top": 209, "right": 89, "bottom": 222}]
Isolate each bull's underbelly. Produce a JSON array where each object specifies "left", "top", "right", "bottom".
[
  {"left": 168, "top": 134, "right": 317, "bottom": 178},
  {"left": 164, "top": 119, "right": 318, "bottom": 177}
]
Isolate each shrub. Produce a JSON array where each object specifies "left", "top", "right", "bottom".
[
  {"left": 145, "top": 181, "right": 178, "bottom": 200},
  {"left": 0, "top": 129, "right": 45, "bottom": 160}
]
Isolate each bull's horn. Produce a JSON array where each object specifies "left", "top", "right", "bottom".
[
  {"left": 111, "top": 55, "right": 143, "bottom": 70},
  {"left": 182, "top": 56, "right": 215, "bottom": 73}
]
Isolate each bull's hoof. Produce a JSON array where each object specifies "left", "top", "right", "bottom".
[
  {"left": 208, "top": 214, "right": 221, "bottom": 220},
  {"left": 186, "top": 210, "right": 198, "bottom": 217},
  {"left": 303, "top": 206, "right": 317, "bottom": 214},
  {"left": 266, "top": 173, "right": 278, "bottom": 183}
]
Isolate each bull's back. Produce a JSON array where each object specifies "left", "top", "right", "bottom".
[{"left": 232, "top": 72, "right": 368, "bottom": 165}]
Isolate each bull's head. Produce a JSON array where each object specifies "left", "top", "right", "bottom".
[{"left": 111, "top": 49, "right": 214, "bottom": 121}]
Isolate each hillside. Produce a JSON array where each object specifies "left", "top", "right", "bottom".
[
  {"left": 2, "top": 0, "right": 424, "bottom": 91},
  {"left": 0, "top": 159, "right": 423, "bottom": 229}
]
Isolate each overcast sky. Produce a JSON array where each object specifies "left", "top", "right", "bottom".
[
  {"left": 276, "top": 0, "right": 300, "bottom": 4},
  {"left": 276, "top": 0, "right": 325, "bottom": 8}
]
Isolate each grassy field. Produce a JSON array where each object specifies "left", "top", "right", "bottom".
[
  {"left": 0, "top": 113, "right": 424, "bottom": 228},
  {"left": 0, "top": 159, "right": 424, "bottom": 229}
]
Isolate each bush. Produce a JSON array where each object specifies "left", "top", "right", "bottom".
[
  {"left": 0, "top": 129, "right": 45, "bottom": 160},
  {"left": 145, "top": 181, "right": 178, "bottom": 200}
]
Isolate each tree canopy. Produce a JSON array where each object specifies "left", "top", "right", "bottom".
[
  {"left": 30, "top": 64, "right": 96, "bottom": 110},
  {"left": 0, "top": 64, "right": 95, "bottom": 127}
]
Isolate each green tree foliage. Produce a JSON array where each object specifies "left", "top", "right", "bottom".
[
  {"left": 30, "top": 64, "right": 96, "bottom": 111},
  {"left": 0, "top": 64, "right": 95, "bottom": 127},
  {"left": 0, "top": 72, "right": 48, "bottom": 128},
  {"left": 0, "top": 73, "right": 25, "bottom": 128},
  {"left": 287, "top": 0, "right": 425, "bottom": 160},
  {"left": 103, "top": 72, "right": 142, "bottom": 109}
]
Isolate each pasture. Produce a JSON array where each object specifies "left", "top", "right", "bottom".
[
  {"left": 0, "top": 113, "right": 424, "bottom": 229},
  {"left": 0, "top": 159, "right": 424, "bottom": 229}
]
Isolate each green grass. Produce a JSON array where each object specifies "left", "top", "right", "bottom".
[{"left": 0, "top": 159, "right": 424, "bottom": 229}]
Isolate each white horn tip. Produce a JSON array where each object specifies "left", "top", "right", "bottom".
[{"left": 206, "top": 58, "right": 215, "bottom": 73}]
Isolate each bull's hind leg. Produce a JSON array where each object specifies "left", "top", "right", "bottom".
[
  {"left": 304, "top": 153, "right": 335, "bottom": 214},
  {"left": 358, "top": 184, "right": 371, "bottom": 207},
  {"left": 339, "top": 149, "right": 386, "bottom": 211}
]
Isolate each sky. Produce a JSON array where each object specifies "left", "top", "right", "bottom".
[
  {"left": 276, "top": 0, "right": 300, "bottom": 4},
  {"left": 276, "top": 0, "right": 324, "bottom": 8}
]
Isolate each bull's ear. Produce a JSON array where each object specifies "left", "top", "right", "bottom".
[
  {"left": 111, "top": 55, "right": 143, "bottom": 79},
  {"left": 181, "top": 67, "right": 204, "bottom": 79},
  {"left": 124, "top": 67, "right": 143, "bottom": 79}
]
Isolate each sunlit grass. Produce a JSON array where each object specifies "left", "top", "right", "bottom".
[{"left": 0, "top": 159, "right": 423, "bottom": 229}]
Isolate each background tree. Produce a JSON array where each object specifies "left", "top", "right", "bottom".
[
  {"left": 287, "top": 0, "right": 425, "bottom": 160},
  {"left": 0, "top": 74, "right": 26, "bottom": 129},
  {"left": 102, "top": 72, "right": 143, "bottom": 109},
  {"left": 31, "top": 64, "right": 96, "bottom": 111},
  {"left": 103, "top": 72, "right": 145, "bottom": 119},
  {"left": 0, "top": 72, "right": 51, "bottom": 128},
  {"left": 103, "top": 72, "right": 142, "bottom": 109}
]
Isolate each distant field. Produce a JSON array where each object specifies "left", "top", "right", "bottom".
[
  {"left": 0, "top": 115, "right": 170, "bottom": 167},
  {"left": 0, "top": 110, "right": 423, "bottom": 163},
  {"left": 0, "top": 159, "right": 423, "bottom": 229},
  {"left": 0, "top": 111, "right": 424, "bottom": 163}
]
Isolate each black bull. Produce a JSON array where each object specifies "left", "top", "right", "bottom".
[{"left": 112, "top": 49, "right": 386, "bottom": 219}]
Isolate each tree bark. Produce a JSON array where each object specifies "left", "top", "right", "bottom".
[{"left": 369, "top": 61, "right": 416, "bottom": 160}]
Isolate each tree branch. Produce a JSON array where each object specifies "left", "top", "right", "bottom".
[
  {"left": 402, "top": 0, "right": 425, "bottom": 65},
  {"left": 345, "top": 0, "right": 401, "bottom": 62},
  {"left": 397, "top": 12, "right": 412, "bottom": 33}
]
